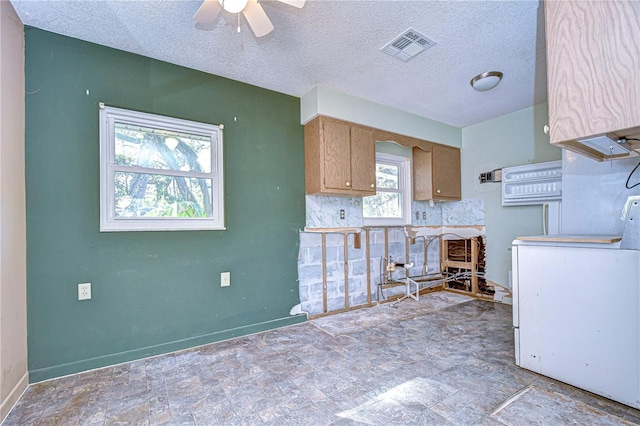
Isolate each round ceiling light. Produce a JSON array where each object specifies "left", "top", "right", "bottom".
[
  {"left": 470, "top": 71, "right": 503, "bottom": 92},
  {"left": 219, "top": 0, "right": 248, "bottom": 13}
]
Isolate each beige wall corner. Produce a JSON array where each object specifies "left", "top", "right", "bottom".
[
  {"left": 0, "top": 372, "right": 27, "bottom": 421},
  {"left": 0, "top": 0, "right": 28, "bottom": 422}
]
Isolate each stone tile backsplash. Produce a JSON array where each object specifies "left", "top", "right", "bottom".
[
  {"left": 305, "top": 195, "right": 484, "bottom": 228},
  {"left": 442, "top": 198, "right": 485, "bottom": 226},
  {"left": 305, "top": 195, "right": 362, "bottom": 228}
]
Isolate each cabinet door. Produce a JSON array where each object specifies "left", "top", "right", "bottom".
[
  {"left": 412, "top": 147, "right": 433, "bottom": 201},
  {"left": 413, "top": 145, "right": 461, "bottom": 201},
  {"left": 350, "top": 126, "right": 376, "bottom": 193},
  {"left": 545, "top": 1, "right": 640, "bottom": 146},
  {"left": 432, "top": 145, "right": 461, "bottom": 200},
  {"left": 322, "top": 119, "right": 352, "bottom": 191}
]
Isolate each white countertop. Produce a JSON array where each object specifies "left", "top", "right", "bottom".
[{"left": 516, "top": 234, "right": 622, "bottom": 244}]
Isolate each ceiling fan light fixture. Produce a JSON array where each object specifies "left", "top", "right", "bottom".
[
  {"left": 470, "top": 71, "right": 503, "bottom": 92},
  {"left": 219, "top": 0, "right": 248, "bottom": 14},
  {"left": 194, "top": 0, "right": 304, "bottom": 38}
]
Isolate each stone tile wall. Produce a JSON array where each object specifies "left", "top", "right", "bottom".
[
  {"left": 305, "top": 196, "right": 485, "bottom": 228},
  {"left": 298, "top": 197, "right": 488, "bottom": 315},
  {"left": 306, "top": 195, "right": 445, "bottom": 228},
  {"left": 298, "top": 227, "right": 442, "bottom": 316}
]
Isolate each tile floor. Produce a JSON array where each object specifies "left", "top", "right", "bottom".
[{"left": 4, "top": 292, "right": 640, "bottom": 425}]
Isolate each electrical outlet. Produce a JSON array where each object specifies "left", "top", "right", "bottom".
[
  {"left": 479, "top": 169, "right": 502, "bottom": 184},
  {"left": 78, "top": 283, "right": 91, "bottom": 300},
  {"left": 221, "top": 272, "right": 231, "bottom": 287},
  {"left": 339, "top": 209, "right": 345, "bottom": 220},
  {"left": 422, "top": 211, "right": 426, "bottom": 220}
]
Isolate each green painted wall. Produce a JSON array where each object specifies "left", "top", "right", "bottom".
[
  {"left": 461, "top": 103, "right": 561, "bottom": 288},
  {"left": 25, "top": 28, "right": 306, "bottom": 381}
]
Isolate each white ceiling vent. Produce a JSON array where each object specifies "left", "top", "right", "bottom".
[{"left": 381, "top": 28, "right": 436, "bottom": 62}]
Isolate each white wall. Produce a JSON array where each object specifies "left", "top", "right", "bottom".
[
  {"left": 461, "top": 103, "right": 561, "bottom": 287},
  {"left": 0, "top": 1, "right": 28, "bottom": 421},
  {"left": 301, "top": 85, "right": 462, "bottom": 148},
  {"left": 562, "top": 150, "right": 640, "bottom": 235}
]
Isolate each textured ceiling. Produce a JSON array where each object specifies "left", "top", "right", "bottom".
[{"left": 10, "top": 0, "right": 548, "bottom": 128}]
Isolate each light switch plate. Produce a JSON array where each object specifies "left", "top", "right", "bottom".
[{"left": 221, "top": 272, "right": 230, "bottom": 287}]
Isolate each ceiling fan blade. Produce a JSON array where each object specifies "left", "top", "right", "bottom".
[
  {"left": 193, "top": 0, "right": 223, "bottom": 24},
  {"left": 277, "top": 0, "right": 305, "bottom": 8},
  {"left": 243, "top": 0, "right": 274, "bottom": 37}
]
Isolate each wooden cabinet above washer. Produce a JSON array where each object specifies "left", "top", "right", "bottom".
[{"left": 544, "top": 0, "right": 640, "bottom": 160}]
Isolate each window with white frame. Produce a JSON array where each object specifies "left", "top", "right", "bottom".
[
  {"left": 99, "top": 106, "right": 224, "bottom": 231},
  {"left": 363, "top": 153, "right": 411, "bottom": 226}
]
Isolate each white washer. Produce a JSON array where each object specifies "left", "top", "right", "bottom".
[{"left": 512, "top": 235, "right": 639, "bottom": 409}]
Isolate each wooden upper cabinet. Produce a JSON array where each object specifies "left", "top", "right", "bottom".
[
  {"left": 305, "top": 116, "right": 376, "bottom": 196},
  {"left": 306, "top": 115, "right": 461, "bottom": 200},
  {"left": 545, "top": 1, "right": 640, "bottom": 160},
  {"left": 321, "top": 119, "right": 352, "bottom": 191},
  {"left": 413, "top": 145, "right": 461, "bottom": 201},
  {"left": 350, "top": 126, "right": 376, "bottom": 192},
  {"left": 432, "top": 144, "right": 462, "bottom": 200}
]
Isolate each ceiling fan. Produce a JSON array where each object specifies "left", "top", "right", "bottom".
[{"left": 193, "top": 0, "right": 306, "bottom": 38}]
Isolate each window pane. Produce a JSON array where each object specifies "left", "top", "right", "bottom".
[
  {"left": 115, "top": 122, "right": 212, "bottom": 173},
  {"left": 363, "top": 192, "right": 402, "bottom": 218},
  {"left": 376, "top": 163, "right": 399, "bottom": 189},
  {"left": 114, "top": 172, "right": 213, "bottom": 218}
]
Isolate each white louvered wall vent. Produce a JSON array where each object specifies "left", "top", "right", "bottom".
[{"left": 381, "top": 28, "right": 436, "bottom": 62}]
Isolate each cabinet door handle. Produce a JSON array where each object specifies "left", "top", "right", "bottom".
[
  {"left": 370, "top": 183, "right": 375, "bottom": 189},
  {"left": 345, "top": 181, "right": 351, "bottom": 187},
  {"left": 436, "top": 189, "right": 441, "bottom": 194},
  {"left": 543, "top": 124, "right": 549, "bottom": 135}
]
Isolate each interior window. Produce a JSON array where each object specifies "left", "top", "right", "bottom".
[{"left": 363, "top": 152, "right": 411, "bottom": 226}]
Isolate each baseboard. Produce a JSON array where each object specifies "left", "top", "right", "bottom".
[
  {"left": 29, "top": 314, "right": 307, "bottom": 383},
  {"left": 1, "top": 371, "right": 29, "bottom": 423}
]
